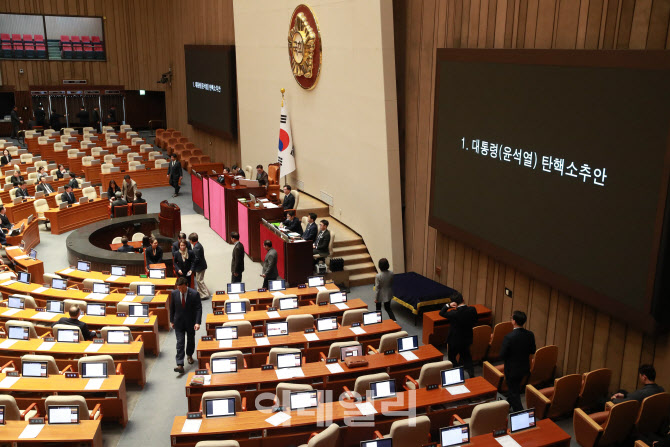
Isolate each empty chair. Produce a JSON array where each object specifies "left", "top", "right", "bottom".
[
  {"left": 114, "top": 205, "right": 129, "bottom": 217},
  {"left": 344, "top": 372, "right": 390, "bottom": 401},
  {"left": 104, "top": 154, "right": 116, "bottom": 163},
  {"left": 81, "top": 156, "right": 95, "bottom": 167},
  {"left": 42, "top": 273, "right": 62, "bottom": 286},
  {"left": 21, "top": 354, "right": 60, "bottom": 375},
  {"left": 488, "top": 320, "right": 513, "bottom": 359},
  {"left": 155, "top": 159, "right": 169, "bottom": 169},
  {"left": 297, "top": 423, "right": 340, "bottom": 447},
  {"left": 132, "top": 232, "right": 145, "bottom": 242},
  {"left": 404, "top": 360, "right": 453, "bottom": 390},
  {"left": 370, "top": 331, "right": 409, "bottom": 354},
  {"left": 321, "top": 341, "right": 361, "bottom": 361},
  {"left": 341, "top": 308, "right": 366, "bottom": 326},
  {"left": 101, "top": 163, "right": 114, "bottom": 174},
  {"left": 573, "top": 400, "right": 640, "bottom": 447},
  {"left": 45, "top": 395, "right": 102, "bottom": 420},
  {"left": 224, "top": 297, "right": 251, "bottom": 311},
  {"left": 148, "top": 151, "right": 162, "bottom": 160},
  {"left": 268, "top": 348, "right": 301, "bottom": 367},
  {"left": 287, "top": 314, "right": 314, "bottom": 332},
  {"left": 52, "top": 324, "right": 84, "bottom": 342},
  {"left": 100, "top": 326, "right": 132, "bottom": 342},
  {"left": 20, "top": 153, "right": 32, "bottom": 163},
  {"left": 200, "top": 390, "right": 245, "bottom": 415},
  {"left": 452, "top": 400, "right": 510, "bottom": 437},
  {"left": 635, "top": 392, "right": 670, "bottom": 437},
  {"left": 82, "top": 278, "right": 104, "bottom": 290},
  {"left": 207, "top": 351, "right": 246, "bottom": 370},
  {"left": 128, "top": 161, "right": 141, "bottom": 171},
  {"left": 11, "top": 295, "right": 37, "bottom": 309},
  {"left": 5, "top": 320, "right": 38, "bottom": 339},
  {"left": 139, "top": 144, "right": 153, "bottom": 153},
  {"left": 527, "top": 345, "right": 559, "bottom": 386},
  {"left": 272, "top": 294, "right": 299, "bottom": 308},
  {"left": 314, "top": 290, "right": 330, "bottom": 305},
  {"left": 526, "top": 373, "right": 582, "bottom": 419},
  {"left": 471, "top": 325, "right": 493, "bottom": 363},
  {"left": 579, "top": 368, "right": 613, "bottom": 411},
  {"left": 129, "top": 281, "right": 153, "bottom": 293},
  {"left": 112, "top": 236, "right": 123, "bottom": 244},
  {"left": 82, "top": 186, "right": 97, "bottom": 201},
  {"left": 0, "top": 394, "right": 38, "bottom": 421},
  {"left": 379, "top": 415, "right": 431, "bottom": 447},
  {"left": 67, "top": 148, "right": 80, "bottom": 158},
  {"left": 221, "top": 321, "right": 252, "bottom": 337},
  {"left": 275, "top": 383, "right": 313, "bottom": 408},
  {"left": 78, "top": 355, "right": 121, "bottom": 375}
]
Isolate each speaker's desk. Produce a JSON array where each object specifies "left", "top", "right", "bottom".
[
  {"left": 43, "top": 198, "right": 110, "bottom": 235},
  {"left": 212, "top": 283, "right": 339, "bottom": 309},
  {"left": 260, "top": 220, "right": 313, "bottom": 286},
  {"left": 0, "top": 420, "right": 102, "bottom": 447},
  {"left": 237, "top": 200, "right": 285, "bottom": 262}
]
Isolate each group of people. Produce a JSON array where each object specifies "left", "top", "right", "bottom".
[{"left": 8, "top": 104, "right": 120, "bottom": 137}]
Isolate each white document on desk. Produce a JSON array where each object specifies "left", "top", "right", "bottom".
[
  {"left": 0, "top": 339, "right": 18, "bottom": 349},
  {"left": 265, "top": 411, "right": 291, "bottom": 426},
  {"left": 326, "top": 363, "right": 344, "bottom": 374},
  {"left": 255, "top": 337, "right": 270, "bottom": 346},
  {"left": 400, "top": 351, "right": 419, "bottom": 361},
  {"left": 218, "top": 340, "right": 233, "bottom": 349},
  {"left": 85, "top": 343, "right": 102, "bottom": 353},
  {"left": 13, "top": 254, "right": 29, "bottom": 260},
  {"left": 495, "top": 435, "right": 523, "bottom": 447},
  {"left": 86, "top": 293, "right": 108, "bottom": 300},
  {"left": 446, "top": 385, "right": 470, "bottom": 395},
  {"left": 1, "top": 280, "right": 17, "bottom": 286},
  {"left": 227, "top": 314, "right": 245, "bottom": 320},
  {"left": 316, "top": 286, "right": 328, "bottom": 292},
  {"left": 271, "top": 292, "right": 286, "bottom": 298},
  {"left": 19, "top": 423, "right": 44, "bottom": 439},
  {"left": 277, "top": 367, "right": 304, "bottom": 380},
  {"left": 334, "top": 303, "right": 349, "bottom": 310},
  {"left": 2, "top": 308, "right": 21, "bottom": 316},
  {"left": 85, "top": 378, "right": 105, "bottom": 390},
  {"left": 227, "top": 294, "right": 240, "bottom": 300},
  {"left": 304, "top": 333, "right": 319, "bottom": 341},
  {"left": 37, "top": 342, "right": 56, "bottom": 351},
  {"left": 122, "top": 295, "right": 135, "bottom": 302},
  {"left": 106, "top": 275, "right": 120, "bottom": 282},
  {"left": 356, "top": 402, "right": 378, "bottom": 415},
  {"left": 181, "top": 419, "right": 202, "bottom": 433},
  {"left": 6, "top": 246, "right": 19, "bottom": 250},
  {"left": 350, "top": 326, "right": 366, "bottom": 335},
  {"left": 263, "top": 202, "right": 279, "bottom": 209},
  {"left": 33, "top": 312, "right": 58, "bottom": 321},
  {"left": 123, "top": 317, "right": 138, "bottom": 325},
  {"left": 32, "top": 286, "right": 49, "bottom": 294},
  {"left": 60, "top": 268, "right": 74, "bottom": 274},
  {"left": 266, "top": 311, "right": 280, "bottom": 319},
  {"left": 0, "top": 376, "right": 20, "bottom": 389}
]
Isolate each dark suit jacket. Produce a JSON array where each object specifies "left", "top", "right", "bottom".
[
  {"left": 35, "top": 109, "right": 46, "bottom": 126},
  {"left": 172, "top": 240, "right": 192, "bottom": 256},
  {"left": 231, "top": 241, "right": 245, "bottom": 275},
  {"left": 168, "top": 160, "right": 183, "bottom": 187},
  {"left": 302, "top": 222, "right": 317, "bottom": 242},
  {"left": 263, "top": 248, "right": 278, "bottom": 279},
  {"left": 256, "top": 170, "right": 269, "bottom": 186},
  {"left": 146, "top": 246, "right": 163, "bottom": 266},
  {"left": 61, "top": 191, "right": 76, "bottom": 204},
  {"left": 57, "top": 317, "right": 96, "bottom": 341},
  {"left": 92, "top": 110, "right": 100, "bottom": 125},
  {"left": 77, "top": 110, "right": 89, "bottom": 125},
  {"left": 439, "top": 304, "right": 479, "bottom": 347},
  {"left": 282, "top": 193, "right": 295, "bottom": 210},
  {"left": 108, "top": 185, "right": 121, "bottom": 198},
  {"left": 500, "top": 327, "right": 537, "bottom": 379},
  {"left": 10, "top": 110, "right": 20, "bottom": 126},
  {"left": 612, "top": 383, "right": 665, "bottom": 404},
  {"left": 133, "top": 198, "right": 146, "bottom": 204},
  {"left": 14, "top": 187, "right": 29, "bottom": 198},
  {"left": 55, "top": 170, "right": 66, "bottom": 180},
  {"left": 284, "top": 217, "right": 302, "bottom": 234},
  {"left": 117, "top": 244, "right": 136, "bottom": 253},
  {"left": 0, "top": 155, "right": 12, "bottom": 166},
  {"left": 314, "top": 229, "right": 331, "bottom": 255},
  {"left": 10, "top": 175, "right": 24, "bottom": 186},
  {"left": 68, "top": 178, "right": 79, "bottom": 189},
  {"left": 170, "top": 287, "right": 202, "bottom": 331},
  {"left": 191, "top": 242, "right": 207, "bottom": 272},
  {"left": 174, "top": 249, "right": 194, "bottom": 276},
  {"left": 36, "top": 182, "right": 55, "bottom": 195},
  {"left": 111, "top": 199, "right": 127, "bottom": 208},
  {"left": 0, "top": 213, "right": 12, "bottom": 230}
]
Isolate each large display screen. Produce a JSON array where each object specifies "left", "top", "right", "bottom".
[
  {"left": 430, "top": 50, "right": 670, "bottom": 330},
  {"left": 184, "top": 45, "right": 237, "bottom": 139}
]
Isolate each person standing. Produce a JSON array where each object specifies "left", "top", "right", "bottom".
[
  {"left": 76, "top": 107, "right": 89, "bottom": 126},
  {"left": 34, "top": 105, "right": 46, "bottom": 128},
  {"left": 500, "top": 310, "right": 536, "bottom": 412},
  {"left": 122, "top": 174, "right": 137, "bottom": 202},
  {"left": 374, "top": 258, "right": 397, "bottom": 322},
  {"left": 282, "top": 185, "right": 295, "bottom": 209},
  {"left": 172, "top": 232, "right": 191, "bottom": 257},
  {"left": 230, "top": 231, "right": 244, "bottom": 283},
  {"left": 256, "top": 164, "right": 268, "bottom": 186},
  {"left": 109, "top": 105, "right": 117, "bottom": 123},
  {"left": 261, "top": 240, "right": 278, "bottom": 289},
  {"left": 145, "top": 237, "right": 163, "bottom": 267},
  {"left": 92, "top": 106, "right": 101, "bottom": 131},
  {"left": 188, "top": 233, "right": 209, "bottom": 300},
  {"left": 10, "top": 106, "right": 22, "bottom": 140},
  {"left": 167, "top": 153, "right": 183, "bottom": 197},
  {"left": 173, "top": 240, "right": 193, "bottom": 282},
  {"left": 439, "top": 294, "right": 478, "bottom": 378},
  {"left": 170, "top": 277, "right": 202, "bottom": 373}
]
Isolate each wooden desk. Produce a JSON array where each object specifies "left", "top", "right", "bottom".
[
  {"left": 0, "top": 420, "right": 102, "bottom": 447},
  {"left": 0, "top": 280, "right": 171, "bottom": 330},
  {"left": 6, "top": 218, "right": 41, "bottom": 252},
  {"left": 206, "top": 177, "right": 265, "bottom": 243},
  {"left": 5, "top": 246, "right": 44, "bottom": 284},
  {"left": 100, "top": 167, "right": 170, "bottom": 190},
  {"left": 184, "top": 344, "right": 444, "bottom": 411},
  {"left": 422, "top": 305, "right": 493, "bottom": 346},
  {"left": 205, "top": 298, "right": 368, "bottom": 335},
  {"left": 237, "top": 200, "right": 285, "bottom": 262},
  {"left": 0, "top": 179, "right": 69, "bottom": 204},
  {"left": 43, "top": 198, "right": 109, "bottom": 235},
  {"left": 4, "top": 198, "right": 38, "bottom": 223},
  {"left": 0, "top": 338, "right": 146, "bottom": 386},
  {"left": 170, "top": 377, "right": 498, "bottom": 447},
  {"left": 0, "top": 372, "right": 128, "bottom": 425},
  {"left": 212, "top": 283, "right": 339, "bottom": 309},
  {"left": 460, "top": 419, "right": 571, "bottom": 447},
  {"left": 55, "top": 267, "right": 177, "bottom": 290},
  {"left": 260, "top": 220, "right": 313, "bottom": 286},
  {"left": 197, "top": 319, "right": 403, "bottom": 368},
  {"left": 0, "top": 307, "right": 160, "bottom": 355}
]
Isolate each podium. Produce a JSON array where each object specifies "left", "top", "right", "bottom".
[{"left": 159, "top": 200, "right": 181, "bottom": 238}]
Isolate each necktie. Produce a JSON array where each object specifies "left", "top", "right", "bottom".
[{"left": 181, "top": 293, "right": 186, "bottom": 308}]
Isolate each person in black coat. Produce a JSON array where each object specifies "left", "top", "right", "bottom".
[
  {"left": 0, "top": 205, "right": 12, "bottom": 230},
  {"left": 132, "top": 191, "right": 146, "bottom": 204},
  {"left": 313, "top": 220, "right": 331, "bottom": 256},
  {"left": 500, "top": 310, "right": 537, "bottom": 412},
  {"left": 282, "top": 210, "right": 302, "bottom": 234},
  {"left": 173, "top": 240, "right": 193, "bottom": 281},
  {"left": 109, "top": 106, "right": 117, "bottom": 123},
  {"left": 230, "top": 231, "right": 244, "bottom": 283},
  {"left": 10, "top": 106, "right": 22, "bottom": 139},
  {"left": 14, "top": 182, "right": 29, "bottom": 199},
  {"left": 302, "top": 213, "right": 318, "bottom": 242},
  {"left": 1, "top": 149, "right": 12, "bottom": 166},
  {"left": 188, "top": 233, "right": 209, "bottom": 299},
  {"left": 50, "top": 111, "right": 63, "bottom": 131},
  {"left": 439, "top": 294, "right": 479, "bottom": 378},
  {"left": 170, "top": 277, "right": 202, "bottom": 373},
  {"left": 76, "top": 107, "right": 89, "bottom": 126},
  {"left": 92, "top": 107, "right": 101, "bottom": 130},
  {"left": 167, "top": 153, "right": 183, "bottom": 197},
  {"left": 57, "top": 305, "right": 97, "bottom": 340},
  {"left": 611, "top": 364, "right": 664, "bottom": 404},
  {"left": 61, "top": 185, "right": 76, "bottom": 204},
  {"left": 107, "top": 180, "right": 121, "bottom": 198},
  {"left": 116, "top": 236, "right": 136, "bottom": 253},
  {"left": 35, "top": 176, "right": 55, "bottom": 195},
  {"left": 34, "top": 106, "right": 46, "bottom": 128},
  {"left": 256, "top": 164, "right": 268, "bottom": 186},
  {"left": 172, "top": 232, "right": 191, "bottom": 257},
  {"left": 282, "top": 185, "right": 295, "bottom": 209},
  {"left": 10, "top": 170, "right": 24, "bottom": 186},
  {"left": 145, "top": 237, "right": 163, "bottom": 267},
  {"left": 55, "top": 164, "right": 67, "bottom": 180},
  {"left": 68, "top": 172, "right": 79, "bottom": 189}
]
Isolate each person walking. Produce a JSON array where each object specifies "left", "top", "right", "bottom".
[
  {"left": 500, "top": 310, "right": 537, "bottom": 412},
  {"left": 10, "top": 106, "right": 22, "bottom": 140},
  {"left": 167, "top": 153, "right": 183, "bottom": 197},
  {"left": 261, "top": 240, "right": 278, "bottom": 289},
  {"left": 439, "top": 294, "right": 478, "bottom": 378},
  {"left": 374, "top": 258, "right": 397, "bottom": 322},
  {"left": 188, "top": 233, "right": 210, "bottom": 299},
  {"left": 170, "top": 277, "right": 202, "bottom": 374},
  {"left": 230, "top": 231, "right": 244, "bottom": 283}
]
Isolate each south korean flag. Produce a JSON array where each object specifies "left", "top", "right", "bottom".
[{"left": 277, "top": 100, "right": 296, "bottom": 177}]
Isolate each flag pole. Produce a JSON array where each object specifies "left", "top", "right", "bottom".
[{"left": 280, "top": 88, "right": 286, "bottom": 186}]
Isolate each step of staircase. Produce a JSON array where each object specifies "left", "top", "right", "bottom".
[
  {"left": 348, "top": 272, "right": 376, "bottom": 287},
  {"left": 333, "top": 238, "right": 363, "bottom": 248},
  {"left": 344, "top": 261, "right": 376, "bottom": 276},
  {"left": 333, "top": 244, "right": 368, "bottom": 257},
  {"left": 335, "top": 253, "right": 370, "bottom": 266}
]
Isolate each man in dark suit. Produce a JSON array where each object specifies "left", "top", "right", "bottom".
[
  {"left": 116, "top": 236, "right": 136, "bottom": 253},
  {"left": 302, "top": 213, "right": 318, "bottom": 242},
  {"left": 50, "top": 111, "right": 63, "bottom": 131},
  {"left": 10, "top": 106, "right": 22, "bottom": 139},
  {"left": 109, "top": 106, "right": 117, "bottom": 123},
  {"left": 35, "top": 176, "right": 55, "bottom": 195},
  {"left": 611, "top": 364, "right": 664, "bottom": 404},
  {"left": 34, "top": 105, "right": 46, "bottom": 128},
  {"left": 76, "top": 107, "right": 89, "bottom": 126},
  {"left": 172, "top": 232, "right": 191, "bottom": 257},
  {"left": 282, "top": 185, "right": 295, "bottom": 209},
  {"left": 188, "top": 233, "right": 209, "bottom": 300},
  {"left": 57, "top": 305, "right": 97, "bottom": 341},
  {"left": 170, "top": 276, "right": 202, "bottom": 374},
  {"left": 313, "top": 219, "right": 331, "bottom": 256},
  {"left": 439, "top": 294, "right": 478, "bottom": 378},
  {"left": 111, "top": 191, "right": 127, "bottom": 208},
  {"left": 261, "top": 240, "right": 278, "bottom": 289},
  {"left": 10, "top": 170, "right": 24, "bottom": 186},
  {"left": 282, "top": 210, "right": 303, "bottom": 234},
  {"left": 0, "top": 206, "right": 12, "bottom": 230},
  {"left": 132, "top": 191, "right": 146, "bottom": 203},
  {"left": 14, "top": 182, "right": 29, "bottom": 199},
  {"left": 500, "top": 310, "right": 536, "bottom": 412},
  {"left": 167, "top": 153, "right": 183, "bottom": 197},
  {"left": 61, "top": 185, "right": 76, "bottom": 205},
  {"left": 92, "top": 107, "right": 101, "bottom": 130},
  {"left": 256, "top": 164, "right": 268, "bottom": 187},
  {"left": 230, "top": 231, "right": 245, "bottom": 283},
  {"left": 68, "top": 172, "right": 80, "bottom": 190}
]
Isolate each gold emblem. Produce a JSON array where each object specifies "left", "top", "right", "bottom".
[{"left": 288, "top": 5, "right": 322, "bottom": 90}]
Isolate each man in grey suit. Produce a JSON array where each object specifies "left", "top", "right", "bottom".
[
  {"left": 261, "top": 240, "right": 278, "bottom": 289},
  {"left": 230, "top": 231, "right": 245, "bottom": 283}
]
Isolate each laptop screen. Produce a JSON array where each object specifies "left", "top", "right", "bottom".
[
  {"left": 29, "top": 249, "right": 37, "bottom": 260},
  {"left": 51, "top": 278, "right": 67, "bottom": 290},
  {"left": 441, "top": 367, "right": 465, "bottom": 387},
  {"left": 8, "top": 296, "right": 24, "bottom": 309},
  {"left": 340, "top": 344, "right": 363, "bottom": 361},
  {"left": 267, "top": 321, "right": 288, "bottom": 337},
  {"left": 225, "top": 300, "right": 247, "bottom": 315},
  {"left": 316, "top": 317, "right": 338, "bottom": 332},
  {"left": 268, "top": 280, "right": 286, "bottom": 291},
  {"left": 329, "top": 292, "right": 347, "bottom": 304},
  {"left": 276, "top": 352, "right": 301, "bottom": 369},
  {"left": 204, "top": 398, "right": 236, "bottom": 418},
  {"left": 308, "top": 276, "right": 324, "bottom": 287},
  {"left": 278, "top": 297, "right": 298, "bottom": 310},
  {"left": 111, "top": 265, "right": 126, "bottom": 276},
  {"left": 17, "top": 272, "right": 31, "bottom": 284},
  {"left": 0, "top": 405, "right": 4, "bottom": 424},
  {"left": 363, "top": 311, "right": 382, "bottom": 325},
  {"left": 289, "top": 390, "right": 318, "bottom": 410},
  {"left": 440, "top": 425, "right": 470, "bottom": 446},
  {"left": 107, "top": 330, "right": 130, "bottom": 344},
  {"left": 397, "top": 335, "right": 419, "bottom": 352},
  {"left": 92, "top": 282, "right": 110, "bottom": 294},
  {"left": 47, "top": 405, "right": 79, "bottom": 424},
  {"left": 211, "top": 357, "right": 237, "bottom": 374},
  {"left": 227, "top": 283, "right": 245, "bottom": 294},
  {"left": 215, "top": 326, "right": 238, "bottom": 340},
  {"left": 510, "top": 409, "right": 536, "bottom": 433},
  {"left": 148, "top": 269, "right": 165, "bottom": 279},
  {"left": 361, "top": 439, "right": 393, "bottom": 447},
  {"left": 87, "top": 303, "right": 106, "bottom": 316},
  {"left": 77, "top": 260, "right": 91, "bottom": 272},
  {"left": 370, "top": 379, "right": 396, "bottom": 400},
  {"left": 137, "top": 284, "right": 155, "bottom": 296},
  {"left": 81, "top": 362, "right": 108, "bottom": 378},
  {"left": 8, "top": 326, "right": 29, "bottom": 340},
  {"left": 128, "top": 304, "right": 149, "bottom": 317},
  {"left": 22, "top": 360, "right": 48, "bottom": 377},
  {"left": 46, "top": 300, "right": 65, "bottom": 314},
  {"left": 57, "top": 329, "right": 79, "bottom": 343}
]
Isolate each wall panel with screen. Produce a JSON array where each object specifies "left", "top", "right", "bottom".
[
  {"left": 184, "top": 45, "right": 237, "bottom": 139},
  {"left": 429, "top": 50, "right": 670, "bottom": 331}
]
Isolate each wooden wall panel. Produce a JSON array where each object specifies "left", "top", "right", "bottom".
[{"left": 395, "top": 0, "right": 670, "bottom": 392}]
